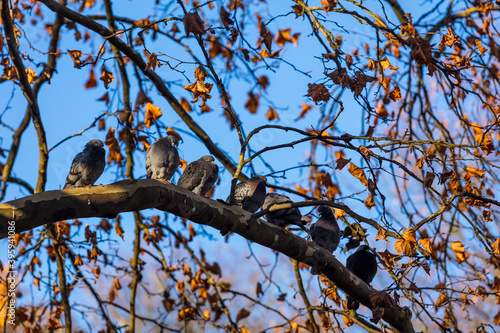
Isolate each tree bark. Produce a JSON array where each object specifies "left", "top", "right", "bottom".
[{"left": 0, "top": 179, "right": 414, "bottom": 332}]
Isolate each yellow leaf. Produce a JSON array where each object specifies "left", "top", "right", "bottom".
[
  {"left": 144, "top": 103, "right": 162, "bottom": 128},
  {"left": 203, "top": 309, "right": 210, "bottom": 320}
]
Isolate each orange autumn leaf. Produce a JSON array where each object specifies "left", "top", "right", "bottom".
[
  {"left": 258, "top": 47, "right": 281, "bottom": 59},
  {"left": 245, "top": 91, "right": 259, "bottom": 114},
  {"left": 105, "top": 128, "right": 124, "bottom": 166},
  {"left": 375, "top": 228, "right": 388, "bottom": 242},
  {"left": 179, "top": 157, "right": 187, "bottom": 171},
  {"left": 166, "top": 127, "right": 182, "bottom": 143},
  {"left": 389, "top": 85, "right": 402, "bottom": 101},
  {"left": 296, "top": 102, "right": 312, "bottom": 120},
  {"left": 365, "top": 193, "right": 375, "bottom": 209},
  {"left": 115, "top": 220, "right": 124, "bottom": 239},
  {"left": 403, "top": 227, "right": 417, "bottom": 243},
  {"left": 394, "top": 238, "right": 417, "bottom": 256},
  {"left": 68, "top": 49, "right": 83, "bottom": 68},
  {"left": 377, "top": 103, "right": 388, "bottom": 117},
  {"left": 379, "top": 77, "right": 391, "bottom": 89},
  {"left": 100, "top": 67, "right": 114, "bottom": 89},
  {"left": 347, "top": 162, "right": 368, "bottom": 186},
  {"left": 145, "top": 52, "right": 160, "bottom": 71},
  {"left": 465, "top": 166, "right": 486, "bottom": 178},
  {"left": 379, "top": 57, "right": 399, "bottom": 71},
  {"left": 492, "top": 238, "right": 500, "bottom": 255},
  {"left": 450, "top": 241, "right": 470, "bottom": 263},
  {"left": 265, "top": 106, "right": 279, "bottom": 121},
  {"left": 334, "top": 209, "right": 345, "bottom": 219},
  {"left": 25, "top": 67, "right": 36, "bottom": 84},
  {"left": 419, "top": 238, "right": 434, "bottom": 255},
  {"left": 475, "top": 39, "right": 487, "bottom": 55},
  {"left": 84, "top": 69, "right": 97, "bottom": 89},
  {"left": 144, "top": 102, "right": 162, "bottom": 128},
  {"left": 295, "top": 185, "right": 308, "bottom": 195},
  {"left": 179, "top": 97, "right": 192, "bottom": 112},
  {"left": 137, "top": 136, "right": 151, "bottom": 151},
  {"left": 368, "top": 58, "right": 376, "bottom": 71}
]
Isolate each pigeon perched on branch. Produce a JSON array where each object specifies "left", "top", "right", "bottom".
[
  {"left": 261, "top": 193, "right": 307, "bottom": 231},
  {"left": 64, "top": 139, "right": 105, "bottom": 189},
  {"left": 226, "top": 175, "right": 267, "bottom": 213},
  {"left": 146, "top": 135, "right": 180, "bottom": 181},
  {"left": 177, "top": 155, "right": 218, "bottom": 195},
  {"left": 308, "top": 206, "right": 341, "bottom": 274},
  {"left": 309, "top": 206, "right": 341, "bottom": 253},
  {"left": 346, "top": 245, "right": 378, "bottom": 310}
]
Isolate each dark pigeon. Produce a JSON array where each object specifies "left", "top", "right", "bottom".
[
  {"left": 346, "top": 245, "right": 378, "bottom": 310},
  {"left": 64, "top": 139, "right": 105, "bottom": 189},
  {"left": 308, "top": 206, "right": 341, "bottom": 274},
  {"left": 226, "top": 175, "right": 267, "bottom": 213},
  {"left": 146, "top": 135, "right": 180, "bottom": 181},
  {"left": 177, "top": 155, "right": 219, "bottom": 195},
  {"left": 261, "top": 193, "right": 307, "bottom": 231}
]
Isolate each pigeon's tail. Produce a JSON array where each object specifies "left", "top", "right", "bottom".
[
  {"left": 310, "top": 266, "right": 320, "bottom": 275},
  {"left": 347, "top": 296, "right": 360, "bottom": 310},
  {"left": 296, "top": 219, "right": 309, "bottom": 233}
]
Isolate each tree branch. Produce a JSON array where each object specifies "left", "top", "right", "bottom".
[
  {"left": 0, "top": 180, "right": 414, "bottom": 332},
  {"left": 36, "top": 0, "right": 239, "bottom": 177}
]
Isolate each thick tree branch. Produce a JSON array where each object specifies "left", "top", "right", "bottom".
[{"left": 0, "top": 180, "right": 414, "bottom": 332}]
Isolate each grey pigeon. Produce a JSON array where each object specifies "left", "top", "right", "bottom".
[
  {"left": 308, "top": 206, "right": 341, "bottom": 274},
  {"left": 346, "top": 245, "right": 378, "bottom": 310},
  {"left": 64, "top": 139, "right": 105, "bottom": 189},
  {"left": 261, "top": 193, "right": 307, "bottom": 231},
  {"left": 177, "top": 155, "right": 219, "bottom": 195},
  {"left": 226, "top": 175, "right": 267, "bottom": 213},
  {"left": 146, "top": 135, "right": 180, "bottom": 181}
]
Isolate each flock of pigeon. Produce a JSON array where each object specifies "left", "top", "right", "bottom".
[{"left": 62, "top": 137, "right": 378, "bottom": 310}]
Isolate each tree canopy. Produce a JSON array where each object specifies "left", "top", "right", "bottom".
[{"left": 1, "top": 0, "right": 500, "bottom": 332}]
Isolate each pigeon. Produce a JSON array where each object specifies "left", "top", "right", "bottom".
[
  {"left": 226, "top": 175, "right": 267, "bottom": 213},
  {"left": 64, "top": 139, "right": 106, "bottom": 189},
  {"left": 346, "top": 245, "right": 378, "bottom": 310},
  {"left": 308, "top": 206, "right": 341, "bottom": 274},
  {"left": 261, "top": 193, "right": 307, "bottom": 231},
  {"left": 145, "top": 135, "right": 180, "bottom": 181},
  {"left": 177, "top": 155, "right": 219, "bottom": 195}
]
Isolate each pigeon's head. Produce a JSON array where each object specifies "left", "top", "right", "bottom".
[
  {"left": 251, "top": 175, "right": 267, "bottom": 184},
  {"left": 201, "top": 155, "right": 215, "bottom": 163},
  {"left": 318, "top": 205, "right": 333, "bottom": 216},
  {"left": 86, "top": 139, "right": 104, "bottom": 149},
  {"left": 165, "top": 135, "right": 179, "bottom": 147},
  {"left": 357, "top": 245, "right": 371, "bottom": 252}
]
